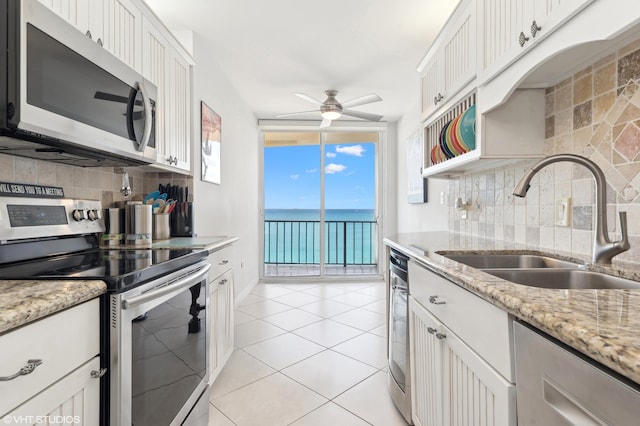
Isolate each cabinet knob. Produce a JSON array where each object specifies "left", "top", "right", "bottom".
[
  {"left": 0, "top": 359, "right": 43, "bottom": 381},
  {"left": 219, "top": 279, "right": 228, "bottom": 285},
  {"left": 519, "top": 32, "right": 530, "bottom": 47},
  {"left": 429, "top": 295, "right": 446, "bottom": 305},
  {"left": 531, "top": 20, "right": 542, "bottom": 38},
  {"left": 91, "top": 368, "right": 108, "bottom": 379},
  {"left": 435, "top": 332, "right": 447, "bottom": 340},
  {"left": 85, "top": 30, "right": 92, "bottom": 40},
  {"left": 427, "top": 327, "right": 437, "bottom": 334},
  {"left": 433, "top": 93, "right": 444, "bottom": 105},
  {"left": 97, "top": 38, "right": 103, "bottom": 47},
  {"left": 219, "top": 260, "right": 229, "bottom": 265}
]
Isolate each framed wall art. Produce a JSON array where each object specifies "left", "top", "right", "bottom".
[{"left": 201, "top": 101, "right": 221, "bottom": 184}]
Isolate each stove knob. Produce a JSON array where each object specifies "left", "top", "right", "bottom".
[
  {"left": 72, "top": 209, "right": 87, "bottom": 221},
  {"left": 87, "top": 209, "right": 100, "bottom": 221}
]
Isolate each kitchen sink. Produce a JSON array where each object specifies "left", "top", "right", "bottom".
[
  {"left": 483, "top": 269, "right": 640, "bottom": 290},
  {"left": 442, "top": 253, "right": 584, "bottom": 269}
]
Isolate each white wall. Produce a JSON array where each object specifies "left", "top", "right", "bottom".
[
  {"left": 395, "top": 89, "right": 449, "bottom": 233},
  {"left": 190, "top": 33, "right": 260, "bottom": 298}
]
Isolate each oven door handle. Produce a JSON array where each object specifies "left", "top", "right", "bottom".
[{"left": 122, "top": 264, "right": 211, "bottom": 310}]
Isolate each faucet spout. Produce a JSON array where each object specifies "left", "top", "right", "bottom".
[{"left": 513, "top": 154, "right": 629, "bottom": 264}]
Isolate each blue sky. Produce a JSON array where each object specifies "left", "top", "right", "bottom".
[{"left": 264, "top": 143, "right": 375, "bottom": 210}]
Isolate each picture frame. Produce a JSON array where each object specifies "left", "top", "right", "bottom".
[
  {"left": 407, "top": 130, "right": 428, "bottom": 203},
  {"left": 201, "top": 101, "right": 221, "bottom": 184}
]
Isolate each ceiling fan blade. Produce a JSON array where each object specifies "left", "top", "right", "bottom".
[
  {"left": 341, "top": 93, "right": 382, "bottom": 109},
  {"left": 341, "top": 109, "right": 383, "bottom": 121},
  {"left": 275, "top": 110, "right": 320, "bottom": 118},
  {"left": 320, "top": 118, "right": 332, "bottom": 128},
  {"left": 294, "top": 93, "right": 324, "bottom": 105}
]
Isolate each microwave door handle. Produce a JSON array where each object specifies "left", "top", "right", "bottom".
[
  {"left": 121, "top": 264, "right": 211, "bottom": 310},
  {"left": 135, "top": 81, "right": 153, "bottom": 152}
]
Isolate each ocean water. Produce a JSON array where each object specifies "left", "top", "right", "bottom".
[{"left": 264, "top": 209, "right": 377, "bottom": 265}]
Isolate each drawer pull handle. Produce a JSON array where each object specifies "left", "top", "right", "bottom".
[
  {"left": 530, "top": 20, "right": 542, "bottom": 38},
  {"left": 219, "top": 279, "right": 228, "bottom": 285},
  {"left": 219, "top": 260, "right": 229, "bottom": 265},
  {"left": 85, "top": 30, "right": 92, "bottom": 40},
  {"left": 91, "top": 368, "right": 108, "bottom": 379},
  {"left": 429, "top": 295, "right": 446, "bottom": 305},
  {"left": 0, "top": 359, "right": 43, "bottom": 381},
  {"left": 435, "top": 332, "right": 447, "bottom": 340},
  {"left": 519, "top": 31, "right": 530, "bottom": 47},
  {"left": 427, "top": 327, "right": 437, "bottom": 334}
]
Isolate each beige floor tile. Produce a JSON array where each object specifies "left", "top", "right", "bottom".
[
  {"left": 243, "top": 333, "right": 324, "bottom": 370},
  {"left": 369, "top": 324, "right": 387, "bottom": 338},
  {"left": 262, "top": 308, "right": 323, "bottom": 331},
  {"left": 329, "top": 291, "right": 380, "bottom": 307},
  {"left": 361, "top": 299, "right": 387, "bottom": 315},
  {"left": 330, "top": 308, "right": 385, "bottom": 331},
  {"left": 293, "top": 319, "right": 364, "bottom": 347},
  {"left": 209, "top": 350, "right": 275, "bottom": 400},
  {"left": 237, "top": 300, "right": 293, "bottom": 319},
  {"left": 282, "top": 350, "right": 377, "bottom": 399},
  {"left": 237, "top": 293, "right": 265, "bottom": 307},
  {"left": 273, "top": 291, "right": 321, "bottom": 307},
  {"left": 301, "top": 285, "right": 349, "bottom": 299},
  {"left": 334, "top": 371, "right": 409, "bottom": 426},
  {"left": 250, "top": 284, "right": 296, "bottom": 298},
  {"left": 299, "top": 299, "right": 355, "bottom": 318},
  {"left": 212, "top": 373, "right": 326, "bottom": 426},
  {"left": 208, "top": 403, "right": 235, "bottom": 426},
  {"left": 289, "top": 402, "right": 370, "bottom": 426},
  {"left": 274, "top": 283, "right": 321, "bottom": 291},
  {"left": 233, "top": 310, "right": 255, "bottom": 326},
  {"left": 332, "top": 332, "right": 388, "bottom": 368},
  {"left": 234, "top": 319, "right": 286, "bottom": 347}
]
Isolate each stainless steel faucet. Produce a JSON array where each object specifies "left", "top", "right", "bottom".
[{"left": 513, "top": 154, "right": 629, "bottom": 264}]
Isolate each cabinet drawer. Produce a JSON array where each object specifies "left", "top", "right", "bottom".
[
  {"left": 409, "top": 261, "right": 513, "bottom": 382},
  {"left": 208, "top": 246, "right": 233, "bottom": 280},
  {"left": 0, "top": 299, "right": 100, "bottom": 416}
]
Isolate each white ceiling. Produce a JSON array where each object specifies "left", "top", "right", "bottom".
[{"left": 144, "top": 0, "right": 459, "bottom": 123}]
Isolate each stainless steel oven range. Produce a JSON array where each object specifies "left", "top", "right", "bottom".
[{"left": 0, "top": 195, "right": 210, "bottom": 425}]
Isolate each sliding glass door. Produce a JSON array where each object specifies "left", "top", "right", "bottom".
[{"left": 263, "top": 131, "right": 379, "bottom": 278}]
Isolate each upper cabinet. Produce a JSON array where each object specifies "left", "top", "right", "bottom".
[
  {"left": 477, "top": 0, "right": 594, "bottom": 84},
  {"left": 39, "top": 0, "right": 195, "bottom": 174},
  {"left": 419, "top": 0, "right": 476, "bottom": 121}
]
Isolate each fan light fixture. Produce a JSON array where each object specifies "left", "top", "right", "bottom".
[{"left": 321, "top": 110, "right": 341, "bottom": 120}]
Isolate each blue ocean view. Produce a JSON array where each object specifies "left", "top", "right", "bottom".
[{"left": 264, "top": 209, "right": 377, "bottom": 265}]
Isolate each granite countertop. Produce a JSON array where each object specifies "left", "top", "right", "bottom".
[
  {"left": 385, "top": 231, "right": 640, "bottom": 385},
  {"left": 0, "top": 280, "right": 106, "bottom": 334}
]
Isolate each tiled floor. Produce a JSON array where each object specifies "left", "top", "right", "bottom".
[
  {"left": 208, "top": 281, "right": 409, "bottom": 426},
  {"left": 264, "top": 264, "right": 379, "bottom": 277}
]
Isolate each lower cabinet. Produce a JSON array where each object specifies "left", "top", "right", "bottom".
[
  {"left": 208, "top": 246, "right": 235, "bottom": 383},
  {"left": 409, "top": 287, "right": 516, "bottom": 426}
]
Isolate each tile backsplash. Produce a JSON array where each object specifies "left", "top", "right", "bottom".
[
  {"left": 0, "top": 153, "right": 193, "bottom": 206},
  {"left": 449, "top": 39, "right": 640, "bottom": 265}
]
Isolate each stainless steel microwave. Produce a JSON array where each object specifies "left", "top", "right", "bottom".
[{"left": 0, "top": 0, "right": 157, "bottom": 167}]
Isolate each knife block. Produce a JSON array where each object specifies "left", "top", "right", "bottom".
[{"left": 170, "top": 202, "right": 193, "bottom": 237}]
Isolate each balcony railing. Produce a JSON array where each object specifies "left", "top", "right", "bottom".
[{"left": 264, "top": 220, "right": 377, "bottom": 266}]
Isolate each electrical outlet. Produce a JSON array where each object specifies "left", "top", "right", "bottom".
[{"left": 555, "top": 197, "right": 571, "bottom": 226}]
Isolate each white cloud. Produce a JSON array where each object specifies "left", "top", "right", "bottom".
[
  {"left": 325, "top": 163, "right": 347, "bottom": 174},
  {"left": 290, "top": 174, "right": 299, "bottom": 180},
  {"left": 326, "top": 152, "right": 337, "bottom": 158},
  {"left": 305, "top": 169, "right": 317, "bottom": 173},
  {"left": 336, "top": 144, "right": 365, "bottom": 157}
]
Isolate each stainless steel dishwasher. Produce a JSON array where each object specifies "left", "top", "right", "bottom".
[{"left": 514, "top": 321, "right": 640, "bottom": 425}]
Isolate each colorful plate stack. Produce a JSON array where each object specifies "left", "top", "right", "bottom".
[{"left": 430, "top": 104, "right": 476, "bottom": 165}]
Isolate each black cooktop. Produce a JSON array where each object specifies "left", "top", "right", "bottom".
[{"left": 0, "top": 244, "right": 208, "bottom": 292}]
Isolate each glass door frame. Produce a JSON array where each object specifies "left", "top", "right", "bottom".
[{"left": 258, "top": 120, "right": 387, "bottom": 281}]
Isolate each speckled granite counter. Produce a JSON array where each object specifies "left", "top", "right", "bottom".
[
  {"left": 385, "top": 231, "right": 640, "bottom": 386},
  {"left": 0, "top": 280, "right": 106, "bottom": 334}
]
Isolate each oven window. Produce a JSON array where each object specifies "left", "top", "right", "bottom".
[{"left": 131, "top": 282, "right": 207, "bottom": 426}]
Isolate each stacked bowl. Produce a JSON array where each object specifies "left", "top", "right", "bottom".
[{"left": 430, "top": 104, "right": 476, "bottom": 165}]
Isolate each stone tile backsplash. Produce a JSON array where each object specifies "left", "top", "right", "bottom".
[
  {"left": 449, "top": 39, "right": 640, "bottom": 265},
  {"left": 0, "top": 153, "right": 193, "bottom": 207}
]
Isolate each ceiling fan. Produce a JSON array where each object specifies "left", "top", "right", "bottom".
[{"left": 276, "top": 90, "right": 383, "bottom": 128}]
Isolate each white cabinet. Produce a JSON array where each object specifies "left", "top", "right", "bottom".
[
  {"left": 409, "top": 298, "right": 515, "bottom": 426},
  {"left": 208, "top": 246, "right": 235, "bottom": 383},
  {"left": 39, "top": 0, "right": 105, "bottom": 46},
  {"left": 408, "top": 261, "right": 516, "bottom": 426},
  {"left": 477, "top": 0, "right": 594, "bottom": 85},
  {"left": 419, "top": 0, "right": 476, "bottom": 121},
  {"left": 164, "top": 50, "right": 192, "bottom": 173},
  {"left": 0, "top": 299, "right": 101, "bottom": 423}
]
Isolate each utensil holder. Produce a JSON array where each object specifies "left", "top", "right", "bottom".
[
  {"left": 153, "top": 213, "right": 171, "bottom": 240},
  {"left": 170, "top": 202, "right": 193, "bottom": 237}
]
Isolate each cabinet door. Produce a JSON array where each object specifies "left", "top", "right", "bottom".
[
  {"left": 420, "top": 57, "right": 442, "bottom": 121},
  {"left": 443, "top": 329, "right": 516, "bottom": 426},
  {"left": 103, "top": 0, "right": 142, "bottom": 71},
  {"left": 6, "top": 357, "right": 101, "bottom": 425},
  {"left": 209, "top": 284, "right": 220, "bottom": 381},
  {"left": 409, "top": 297, "right": 443, "bottom": 426},
  {"left": 167, "top": 50, "right": 192, "bottom": 172},
  {"left": 442, "top": 1, "right": 476, "bottom": 102},
  {"left": 142, "top": 17, "right": 169, "bottom": 167},
  {"left": 215, "top": 270, "right": 235, "bottom": 368},
  {"left": 529, "top": 0, "right": 595, "bottom": 44}
]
